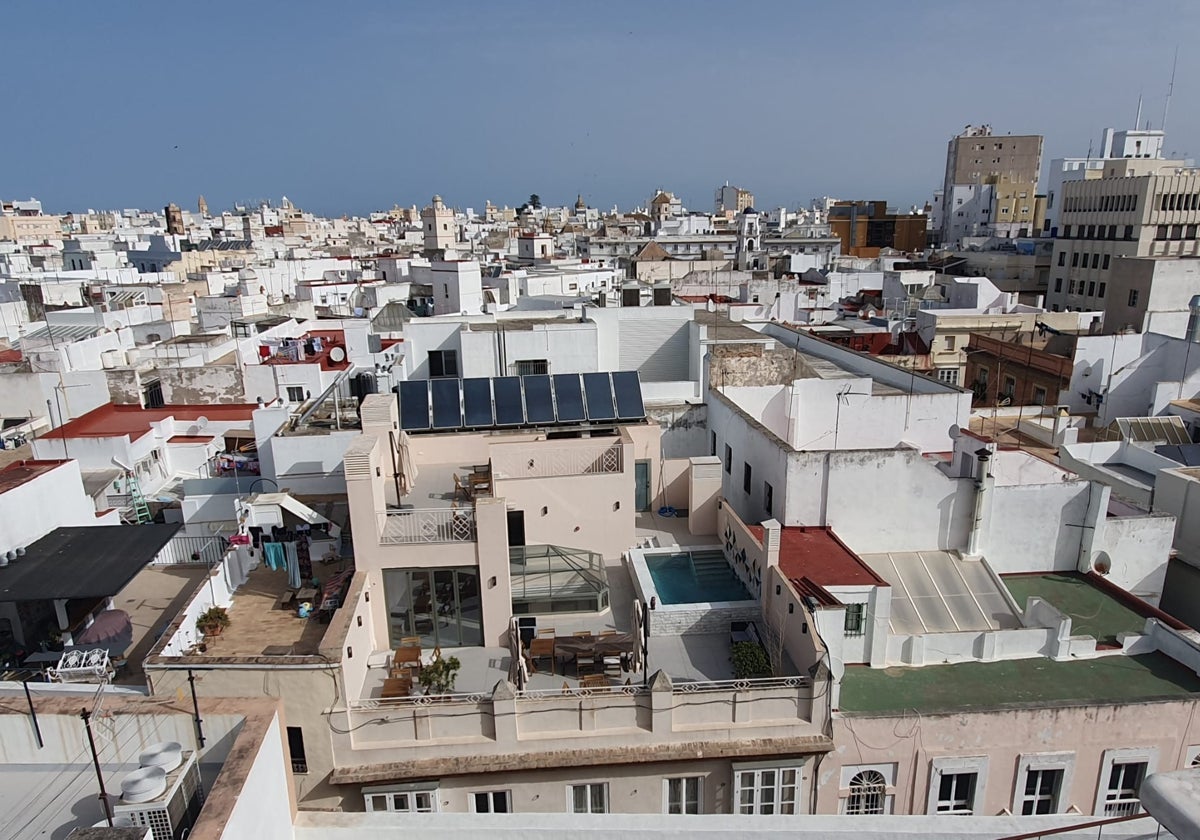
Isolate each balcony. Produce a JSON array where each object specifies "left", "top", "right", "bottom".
[{"left": 380, "top": 508, "right": 476, "bottom": 544}]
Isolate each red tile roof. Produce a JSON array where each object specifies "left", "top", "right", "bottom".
[
  {"left": 0, "top": 459, "right": 70, "bottom": 495},
  {"left": 757, "top": 524, "right": 888, "bottom": 588},
  {"left": 41, "top": 403, "right": 262, "bottom": 442}
]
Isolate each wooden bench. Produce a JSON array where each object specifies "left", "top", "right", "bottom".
[{"left": 276, "top": 590, "right": 296, "bottom": 611}]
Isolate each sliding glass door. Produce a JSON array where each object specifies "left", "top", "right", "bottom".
[{"left": 384, "top": 567, "right": 481, "bottom": 648}]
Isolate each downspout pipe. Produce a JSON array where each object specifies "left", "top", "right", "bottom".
[{"left": 966, "top": 448, "right": 991, "bottom": 556}]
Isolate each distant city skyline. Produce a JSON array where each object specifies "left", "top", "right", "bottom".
[{"left": 3, "top": 1, "right": 1197, "bottom": 217}]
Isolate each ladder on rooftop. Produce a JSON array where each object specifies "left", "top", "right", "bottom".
[{"left": 126, "top": 471, "right": 153, "bottom": 524}]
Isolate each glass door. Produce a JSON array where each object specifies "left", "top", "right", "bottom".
[{"left": 384, "top": 567, "right": 483, "bottom": 649}]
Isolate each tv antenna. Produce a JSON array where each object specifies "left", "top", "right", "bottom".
[{"left": 1163, "top": 46, "right": 1179, "bottom": 133}]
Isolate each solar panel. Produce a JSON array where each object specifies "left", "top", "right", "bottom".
[
  {"left": 582, "top": 372, "right": 616, "bottom": 420},
  {"left": 398, "top": 381, "right": 430, "bottom": 430},
  {"left": 611, "top": 371, "right": 645, "bottom": 419},
  {"left": 552, "top": 374, "right": 586, "bottom": 422},
  {"left": 462, "top": 378, "right": 494, "bottom": 427},
  {"left": 492, "top": 376, "right": 525, "bottom": 426},
  {"left": 523, "top": 375, "right": 556, "bottom": 424},
  {"left": 430, "top": 378, "right": 462, "bottom": 429}
]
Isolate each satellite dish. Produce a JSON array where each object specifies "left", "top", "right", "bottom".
[
  {"left": 948, "top": 424, "right": 961, "bottom": 439},
  {"left": 329, "top": 346, "right": 346, "bottom": 363},
  {"left": 196, "top": 416, "right": 209, "bottom": 430}
]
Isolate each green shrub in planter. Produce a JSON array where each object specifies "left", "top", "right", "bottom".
[{"left": 731, "top": 640, "right": 771, "bottom": 679}]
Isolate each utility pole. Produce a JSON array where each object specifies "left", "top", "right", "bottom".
[{"left": 81, "top": 708, "right": 114, "bottom": 827}]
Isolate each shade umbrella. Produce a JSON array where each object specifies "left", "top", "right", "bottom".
[
  {"left": 74, "top": 609, "right": 133, "bottom": 654},
  {"left": 397, "top": 430, "right": 419, "bottom": 496}
]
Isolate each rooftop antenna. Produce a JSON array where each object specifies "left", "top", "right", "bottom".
[
  {"left": 1134, "top": 91, "right": 1143, "bottom": 133},
  {"left": 1162, "top": 46, "right": 1179, "bottom": 133}
]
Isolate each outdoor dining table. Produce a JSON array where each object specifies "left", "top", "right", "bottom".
[
  {"left": 553, "top": 633, "right": 636, "bottom": 672},
  {"left": 381, "top": 676, "right": 412, "bottom": 698}
]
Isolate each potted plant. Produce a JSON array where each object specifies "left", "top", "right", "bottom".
[
  {"left": 418, "top": 650, "right": 461, "bottom": 695},
  {"left": 731, "top": 640, "right": 772, "bottom": 679},
  {"left": 197, "top": 606, "right": 231, "bottom": 637}
]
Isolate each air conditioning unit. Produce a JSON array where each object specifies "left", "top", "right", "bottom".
[{"left": 113, "top": 745, "right": 203, "bottom": 840}]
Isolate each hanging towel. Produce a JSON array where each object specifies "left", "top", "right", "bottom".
[
  {"left": 263, "top": 542, "right": 285, "bottom": 572},
  {"left": 284, "top": 541, "right": 302, "bottom": 590},
  {"left": 297, "top": 536, "right": 313, "bottom": 584}
]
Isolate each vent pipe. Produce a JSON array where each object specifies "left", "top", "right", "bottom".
[{"left": 1186, "top": 294, "right": 1200, "bottom": 343}]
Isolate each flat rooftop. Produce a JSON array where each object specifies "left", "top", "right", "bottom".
[
  {"left": 41, "top": 402, "right": 261, "bottom": 441},
  {"left": 840, "top": 652, "right": 1200, "bottom": 714},
  {"left": 198, "top": 563, "right": 334, "bottom": 657},
  {"left": 1003, "top": 572, "right": 1156, "bottom": 646},
  {"left": 767, "top": 525, "right": 888, "bottom": 589},
  {"left": 0, "top": 459, "right": 67, "bottom": 494},
  {"left": 862, "top": 550, "right": 1021, "bottom": 634}
]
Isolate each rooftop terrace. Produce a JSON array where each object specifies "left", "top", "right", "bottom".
[
  {"left": 41, "top": 402, "right": 262, "bottom": 441},
  {"left": 1003, "top": 571, "right": 1158, "bottom": 646},
  {"left": 840, "top": 652, "right": 1200, "bottom": 715}
]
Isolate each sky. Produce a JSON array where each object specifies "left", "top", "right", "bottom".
[{"left": 4, "top": 1, "right": 1199, "bottom": 218}]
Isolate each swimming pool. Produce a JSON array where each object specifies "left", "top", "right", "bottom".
[{"left": 646, "top": 549, "right": 752, "bottom": 605}]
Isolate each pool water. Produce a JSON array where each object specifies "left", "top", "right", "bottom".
[{"left": 646, "top": 550, "right": 753, "bottom": 605}]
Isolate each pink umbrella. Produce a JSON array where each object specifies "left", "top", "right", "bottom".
[{"left": 75, "top": 609, "right": 133, "bottom": 652}]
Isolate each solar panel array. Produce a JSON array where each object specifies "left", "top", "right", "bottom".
[{"left": 398, "top": 371, "right": 646, "bottom": 432}]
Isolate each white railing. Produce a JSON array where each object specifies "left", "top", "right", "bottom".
[
  {"left": 381, "top": 509, "right": 476, "bottom": 544},
  {"left": 517, "top": 683, "right": 649, "bottom": 700},
  {"left": 491, "top": 443, "right": 623, "bottom": 480},
  {"left": 671, "top": 675, "right": 812, "bottom": 693},
  {"left": 349, "top": 691, "right": 490, "bottom": 710}
]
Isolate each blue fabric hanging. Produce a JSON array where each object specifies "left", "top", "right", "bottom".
[
  {"left": 263, "top": 542, "right": 284, "bottom": 571},
  {"left": 285, "top": 542, "right": 301, "bottom": 590}
]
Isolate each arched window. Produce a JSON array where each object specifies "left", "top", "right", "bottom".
[{"left": 846, "top": 770, "right": 887, "bottom": 815}]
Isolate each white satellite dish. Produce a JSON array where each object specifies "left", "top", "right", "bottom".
[
  {"left": 196, "top": 416, "right": 209, "bottom": 429},
  {"left": 329, "top": 346, "right": 346, "bottom": 363}
]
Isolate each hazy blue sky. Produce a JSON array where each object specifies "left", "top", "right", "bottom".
[{"left": 4, "top": 1, "right": 1198, "bottom": 217}]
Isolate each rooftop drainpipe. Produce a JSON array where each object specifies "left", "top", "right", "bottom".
[
  {"left": 966, "top": 447, "right": 991, "bottom": 556},
  {"left": 1186, "top": 294, "right": 1200, "bottom": 343}
]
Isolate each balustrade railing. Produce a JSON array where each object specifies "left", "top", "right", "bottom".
[
  {"left": 381, "top": 508, "right": 476, "bottom": 544},
  {"left": 492, "top": 443, "right": 623, "bottom": 479}
]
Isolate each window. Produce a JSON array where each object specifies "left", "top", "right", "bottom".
[
  {"left": 665, "top": 776, "right": 702, "bottom": 814},
  {"left": 364, "top": 784, "right": 438, "bottom": 813},
  {"left": 428, "top": 349, "right": 459, "bottom": 378},
  {"left": 1103, "top": 762, "right": 1146, "bottom": 817},
  {"left": 1102, "top": 254, "right": 1110, "bottom": 270},
  {"left": 928, "top": 756, "right": 987, "bottom": 815},
  {"left": 1057, "top": 252, "right": 1065, "bottom": 266},
  {"left": 514, "top": 359, "right": 549, "bottom": 376},
  {"left": 1087, "top": 281, "right": 1096, "bottom": 297},
  {"left": 734, "top": 764, "right": 804, "bottom": 814},
  {"left": 1071, "top": 252, "right": 1079, "bottom": 267},
  {"left": 710, "top": 431, "right": 717, "bottom": 457},
  {"left": 743, "top": 462, "right": 752, "bottom": 494},
  {"left": 1124, "top": 225, "right": 1134, "bottom": 240},
  {"left": 764, "top": 481, "right": 773, "bottom": 516},
  {"left": 937, "top": 368, "right": 960, "bottom": 385},
  {"left": 1021, "top": 768, "right": 1064, "bottom": 815},
  {"left": 1128, "top": 289, "right": 1140, "bottom": 308},
  {"left": 845, "top": 770, "right": 887, "bottom": 815},
  {"left": 472, "top": 790, "right": 511, "bottom": 813},
  {"left": 844, "top": 603, "right": 865, "bottom": 635},
  {"left": 936, "top": 773, "right": 978, "bottom": 814},
  {"left": 1091, "top": 253, "right": 1100, "bottom": 269},
  {"left": 1054, "top": 277, "right": 1063, "bottom": 293},
  {"left": 1002, "top": 376, "right": 1016, "bottom": 399},
  {"left": 286, "top": 386, "right": 305, "bottom": 403},
  {"left": 1063, "top": 225, "right": 1072, "bottom": 238},
  {"left": 976, "top": 366, "right": 989, "bottom": 388},
  {"left": 286, "top": 726, "right": 307, "bottom": 774},
  {"left": 570, "top": 783, "right": 608, "bottom": 814},
  {"left": 944, "top": 335, "right": 956, "bottom": 351},
  {"left": 1156, "top": 225, "right": 1168, "bottom": 240},
  {"left": 1098, "top": 282, "right": 1107, "bottom": 298},
  {"left": 724, "top": 444, "right": 732, "bottom": 474},
  {"left": 1033, "top": 386, "right": 1047, "bottom": 405}
]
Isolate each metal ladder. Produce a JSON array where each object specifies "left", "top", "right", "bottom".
[{"left": 126, "top": 471, "right": 153, "bottom": 524}]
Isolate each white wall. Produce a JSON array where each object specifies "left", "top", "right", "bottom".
[
  {"left": 0, "top": 460, "right": 97, "bottom": 554},
  {"left": 219, "top": 709, "right": 294, "bottom": 840}
]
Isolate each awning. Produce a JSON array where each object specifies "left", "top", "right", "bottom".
[{"left": 0, "top": 524, "right": 182, "bottom": 602}]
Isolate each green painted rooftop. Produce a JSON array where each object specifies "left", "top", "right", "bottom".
[
  {"left": 839, "top": 653, "right": 1200, "bottom": 715},
  {"left": 1002, "top": 572, "right": 1147, "bottom": 645}
]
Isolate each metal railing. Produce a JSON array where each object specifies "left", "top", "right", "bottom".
[
  {"left": 154, "top": 534, "right": 228, "bottom": 566},
  {"left": 380, "top": 508, "right": 476, "bottom": 544},
  {"left": 349, "top": 691, "right": 490, "bottom": 710},
  {"left": 671, "top": 675, "right": 812, "bottom": 693},
  {"left": 517, "top": 683, "right": 648, "bottom": 700},
  {"left": 492, "top": 443, "right": 623, "bottom": 479}
]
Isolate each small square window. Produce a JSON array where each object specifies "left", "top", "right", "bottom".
[{"left": 844, "top": 603, "right": 865, "bottom": 635}]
